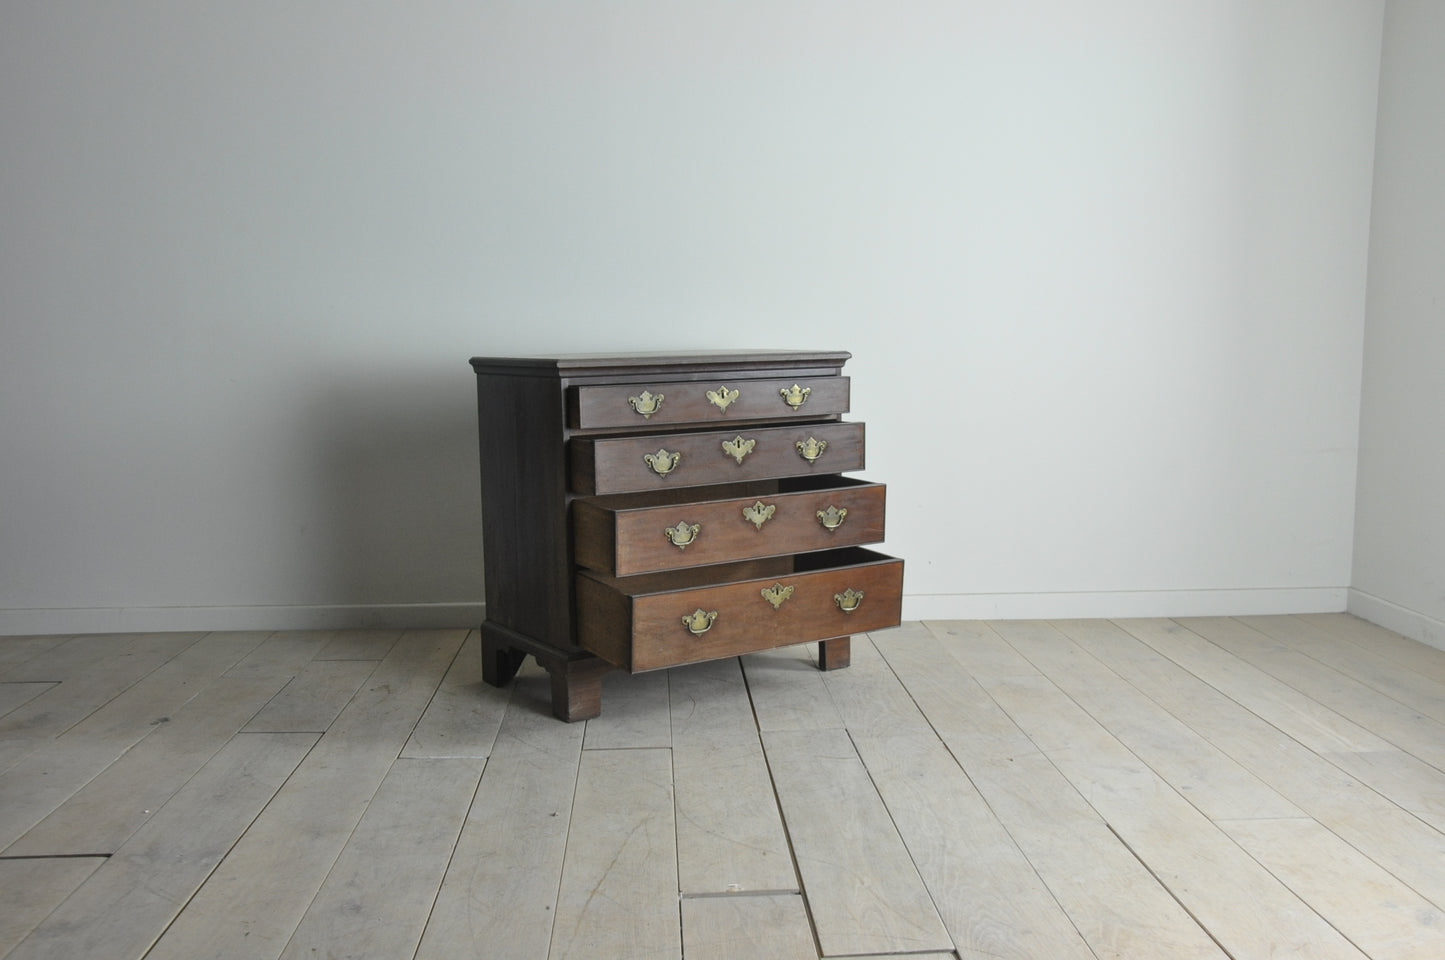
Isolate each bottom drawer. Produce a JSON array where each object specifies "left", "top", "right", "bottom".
[{"left": 576, "top": 547, "right": 903, "bottom": 672}]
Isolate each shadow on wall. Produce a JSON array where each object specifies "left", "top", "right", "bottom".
[{"left": 304, "top": 363, "right": 484, "bottom": 621}]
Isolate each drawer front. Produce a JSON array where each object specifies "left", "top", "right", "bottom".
[
  {"left": 573, "top": 479, "right": 886, "bottom": 576},
  {"left": 571, "top": 422, "right": 865, "bottom": 496},
  {"left": 571, "top": 376, "right": 849, "bottom": 429},
  {"left": 575, "top": 548, "right": 903, "bottom": 672}
]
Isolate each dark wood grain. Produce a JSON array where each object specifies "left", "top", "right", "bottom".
[
  {"left": 572, "top": 422, "right": 866, "bottom": 496},
  {"left": 818, "top": 637, "right": 852, "bottom": 670},
  {"left": 471, "top": 350, "right": 851, "bottom": 379},
  {"left": 470, "top": 350, "right": 892, "bottom": 720},
  {"left": 573, "top": 478, "right": 886, "bottom": 576},
  {"left": 474, "top": 372, "right": 573, "bottom": 649},
  {"left": 576, "top": 548, "right": 903, "bottom": 672},
  {"left": 570, "top": 376, "right": 850, "bottom": 430}
]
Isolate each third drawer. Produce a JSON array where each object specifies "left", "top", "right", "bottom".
[{"left": 573, "top": 476, "right": 886, "bottom": 576}]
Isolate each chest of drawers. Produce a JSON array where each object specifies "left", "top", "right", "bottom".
[{"left": 469, "top": 350, "right": 902, "bottom": 720}]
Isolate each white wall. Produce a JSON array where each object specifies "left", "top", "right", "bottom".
[
  {"left": 0, "top": 1, "right": 1383, "bottom": 633},
  {"left": 1351, "top": 0, "right": 1445, "bottom": 649}
]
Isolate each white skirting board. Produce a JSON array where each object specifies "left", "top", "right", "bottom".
[
  {"left": 901, "top": 587, "right": 1348, "bottom": 623},
  {"left": 2, "top": 587, "right": 1353, "bottom": 636},
  {"left": 1346, "top": 589, "right": 1445, "bottom": 653},
  {"left": 0, "top": 602, "right": 486, "bottom": 636}
]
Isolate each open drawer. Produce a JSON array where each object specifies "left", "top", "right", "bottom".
[
  {"left": 575, "top": 547, "right": 903, "bottom": 672},
  {"left": 572, "top": 476, "right": 887, "bottom": 576}
]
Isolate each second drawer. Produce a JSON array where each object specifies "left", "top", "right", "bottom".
[
  {"left": 570, "top": 421, "right": 865, "bottom": 495},
  {"left": 573, "top": 476, "right": 886, "bottom": 576}
]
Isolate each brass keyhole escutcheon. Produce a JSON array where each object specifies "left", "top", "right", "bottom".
[
  {"left": 834, "top": 588, "right": 864, "bottom": 613},
  {"left": 796, "top": 437, "right": 828, "bottom": 463},
  {"left": 722, "top": 435, "right": 756, "bottom": 465},
  {"left": 780, "top": 384, "right": 811, "bottom": 410},
  {"left": 706, "top": 385, "right": 739, "bottom": 412},
  {"left": 682, "top": 609, "right": 717, "bottom": 636},
  {"left": 628, "top": 390, "right": 664, "bottom": 418},
  {"left": 643, "top": 448, "right": 680, "bottom": 477},
  {"left": 742, "top": 501, "right": 776, "bottom": 530},
  {"left": 760, "top": 583, "right": 795, "bottom": 610},
  {"left": 816, "top": 505, "right": 848, "bottom": 531},
  {"left": 664, "top": 521, "right": 700, "bottom": 550}
]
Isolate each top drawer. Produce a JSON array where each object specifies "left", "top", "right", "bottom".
[{"left": 569, "top": 376, "right": 849, "bottom": 430}]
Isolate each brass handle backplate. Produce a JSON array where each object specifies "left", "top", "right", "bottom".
[
  {"left": 760, "top": 583, "right": 795, "bottom": 610},
  {"left": 643, "top": 448, "right": 681, "bottom": 477},
  {"left": 706, "top": 385, "right": 739, "bottom": 412},
  {"left": 664, "top": 521, "right": 700, "bottom": 549},
  {"left": 683, "top": 609, "right": 718, "bottom": 636},
  {"left": 722, "top": 435, "right": 756, "bottom": 465},
  {"left": 780, "top": 384, "right": 811, "bottom": 410},
  {"left": 628, "top": 390, "right": 664, "bottom": 418},
  {"left": 816, "top": 505, "right": 848, "bottom": 531},
  {"left": 742, "top": 501, "right": 776, "bottom": 530},
  {"left": 834, "top": 588, "right": 864, "bottom": 613},
  {"left": 796, "top": 437, "right": 828, "bottom": 463}
]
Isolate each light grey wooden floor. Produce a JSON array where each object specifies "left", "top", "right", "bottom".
[{"left": 3, "top": 614, "right": 1445, "bottom": 959}]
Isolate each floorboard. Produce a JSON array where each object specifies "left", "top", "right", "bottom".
[
  {"left": 242, "top": 658, "right": 378, "bottom": 734},
  {"left": 400, "top": 638, "right": 509, "bottom": 758},
  {"left": 1008, "top": 619, "right": 1302, "bottom": 822},
  {"left": 680, "top": 893, "right": 817, "bottom": 960},
  {"left": 142, "top": 629, "right": 465, "bottom": 960},
  {"left": 0, "top": 636, "right": 73, "bottom": 673},
  {"left": 5, "top": 731, "right": 317, "bottom": 960},
  {"left": 837, "top": 629, "right": 1095, "bottom": 960},
  {"left": 0, "top": 683, "right": 55, "bottom": 719},
  {"left": 761, "top": 726, "right": 952, "bottom": 957},
  {"left": 4, "top": 675, "right": 288, "bottom": 856},
  {"left": 1088, "top": 619, "right": 1445, "bottom": 916},
  {"left": 0, "top": 858, "right": 105, "bottom": 956},
  {"left": 671, "top": 657, "right": 796, "bottom": 895},
  {"left": 894, "top": 626, "right": 1227, "bottom": 959},
  {"left": 1242, "top": 615, "right": 1445, "bottom": 727},
  {"left": 549, "top": 747, "right": 680, "bottom": 960},
  {"left": 312, "top": 628, "right": 404, "bottom": 661},
  {"left": 1, "top": 615, "right": 1444, "bottom": 959},
  {"left": 413, "top": 666, "right": 583, "bottom": 960},
  {"left": 1184, "top": 616, "right": 1445, "bottom": 774},
  {"left": 1219, "top": 817, "right": 1445, "bottom": 960},
  {"left": 277, "top": 757, "right": 484, "bottom": 960},
  {"left": 976, "top": 668, "right": 1366, "bottom": 959}
]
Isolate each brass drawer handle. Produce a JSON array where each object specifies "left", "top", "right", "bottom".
[
  {"left": 722, "top": 435, "right": 756, "bottom": 465},
  {"left": 628, "top": 390, "right": 664, "bottom": 418},
  {"left": 706, "top": 385, "right": 739, "bottom": 412},
  {"left": 834, "top": 589, "right": 864, "bottom": 613},
  {"left": 742, "top": 500, "right": 776, "bottom": 530},
  {"left": 664, "top": 521, "right": 700, "bottom": 549},
  {"left": 780, "top": 384, "right": 811, "bottom": 410},
  {"left": 643, "top": 448, "right": 680, "bottom": 477},
  {"left": 816, "top": 505, "right": 848, "bottom": 531},
  {"left": 796, "top": 437, "right": 828, "bottom": 463},
  {"left": 683, "top": 609, "right": 718, "bottom": 636},
  {"left": 760, "top": 583, "right": 794, "bottom": 610}
]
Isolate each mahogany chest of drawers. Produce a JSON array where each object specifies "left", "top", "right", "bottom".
[{"left": 469, "top": 350, "right": 902, "bottom": 720}]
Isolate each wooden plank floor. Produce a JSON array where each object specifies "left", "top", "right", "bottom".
[{"left": 2, "top": 615, "right": 1445, "bottom": 959}]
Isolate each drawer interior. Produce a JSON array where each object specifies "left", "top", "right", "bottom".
[
  {"left": 576, "top": 474, "right": 877, "bottom": 513},
  {"left": 578, "top": 546, "right": 896, "bottom": 597}
]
